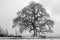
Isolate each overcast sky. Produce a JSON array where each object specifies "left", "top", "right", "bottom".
[{"left": 0, "top": 0, "right": 60, "bottom": 35}]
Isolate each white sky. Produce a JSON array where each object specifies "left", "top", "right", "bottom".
[{"left": 0, "top": 0, "right": 60, "bottom": 36}]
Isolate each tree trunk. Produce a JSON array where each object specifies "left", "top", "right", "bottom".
[{"left": 33, "top": 28, "right": 37, "bottom": 37}]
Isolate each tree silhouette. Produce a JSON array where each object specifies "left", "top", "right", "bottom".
[
  {"left": 12, "top": 2, "right": 54, "bottom": 37},
  {"left": 0, "top": 26, "right": 8, "bottom": 37}
]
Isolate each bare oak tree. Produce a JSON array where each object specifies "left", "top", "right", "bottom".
[{"left": 12, "top": 2, "right": 54, "bottom": 37}]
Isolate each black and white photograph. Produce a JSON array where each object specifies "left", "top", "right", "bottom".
[{"left": 0, "top": 0, "right": 60, "bottom": 40}]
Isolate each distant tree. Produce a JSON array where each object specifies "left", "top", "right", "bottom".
[
  {"left": 0, "top": 26, "right": 5, "bottom": 33},
  {"left": 12, "top": 2, "right": 54, "bottom": 37},
  {"left": 0, "top": 26, "right": 7, "bottom": 36}
]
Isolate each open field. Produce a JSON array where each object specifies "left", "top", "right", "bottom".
[
  {"left": 0, "top": 37, "right": 60, "bottom": 40},
  {"left": 0, "top": 36, "right": 60, "bottom": 39}
]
